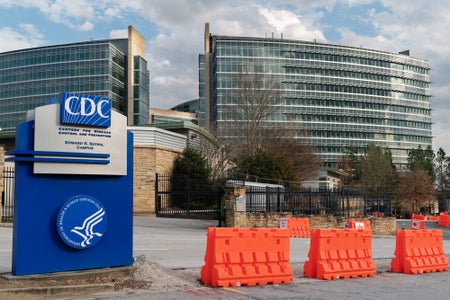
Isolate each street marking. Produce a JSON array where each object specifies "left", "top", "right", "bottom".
[
  {"left": 223, "top": 287, "right": 247, "bottom": 295},
  {"left": 134, "top": 248, "right": 169, "bottom": 251}
]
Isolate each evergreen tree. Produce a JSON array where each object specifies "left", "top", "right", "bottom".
[
  {"left": 407, "top": 145, "right": 435, "bottom": 181},
  {"left": 360, "top": 144, "right": 397, "bottom": 196},
  {"left": 173, "top": 147, "right": 211, "bottom": 180}
]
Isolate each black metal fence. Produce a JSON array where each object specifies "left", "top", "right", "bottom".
[
  {"left": 155, "top": 174, "right": 224, "bottom": 221},
  {"left": 229, "top": 182, "right": 393, "bottom": 217},
  {"left": 2, "top": 166, "right": 14, "bottom": 222}
]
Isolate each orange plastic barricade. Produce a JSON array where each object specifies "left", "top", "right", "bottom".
[
  {"left": 288, "top": 217, "right": 310, "bottom": 238},
  {"left": 438, "top": 212, "right": 450, "bottom": 228},
  {"left": 411, "top": 214, "right": 426, "bottom": 220},
  {"left": 200, "top": 228, "right": 293, "bottom": 287},
  {"left": 410, "top": 219, "right": 425, "bottom": 229},
  {"left": 426, "top": 216, "right": 439, "bottom": 221},
  {"left": 391, "top": 230, "right": 449, "bottom": 274},
  {"left": 348, "top": 220, "right": 371, "bottom": 229},
  {"left": 303, "top": 229, "right": 376, "bottom": 280}
]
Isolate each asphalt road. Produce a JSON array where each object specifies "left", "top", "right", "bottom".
[{"left": 1, "top": 216, "right": 450, "bottom": 299}]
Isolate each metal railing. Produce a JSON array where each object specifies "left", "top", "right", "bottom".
[
  {"left": 243, "top": 185, "right": 392, "bottom": 216},
  {"left": 2, "top": 166, "right": 14, "bottom": 222}
]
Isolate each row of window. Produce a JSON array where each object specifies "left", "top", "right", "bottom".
[
  {"left": 310, "top": 130, "right": 432, "bottom": 142},
  {"left": 284, "top": 98, "right": 430, "bottom": 116},
  {"left": 217, "top": 108, "right": 431, "bottom": 132},
  {"left": 282, "top": 51, "right": 429, "bottom": 75},
  {"left": 214, "top": 39, "right": 428, "bottom": 69},
  {"left": 1, "top": 62, "right": 113, "bottom": 84},
  {"left": 298, "top": 123, "right": 430, "bottom": 138},
  {"left": 284, "top": 67, "right": 429, "bottom": 88},
  {"left": 0, "top": 78, "right": 112, "bottom": 100},
  {"left": 284, "top": 113, "right": 431, "bottom": 130},
  {"left": 283, "top": 82, "right": 429, "bottom": 101},
  {"left": 284, "top": 90, "right": 430, "bottom": 109},
  {"left": 215, "top": 45, "right": 428, "bottom": 76},
  {"left": 0, "top": 43, "right": 123, "bottom": 69},
  {"left": 283, "top": 76, "right": 427, "bottom": 96}
]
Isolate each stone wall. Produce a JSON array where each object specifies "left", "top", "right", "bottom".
[
  {"left": 133, "top": 145, "right": 182, "bottom": 213},
  {"left": 224, "top": 186, "right": 396, "bottom": 235},
  {"left": 308, "top": 215, "right": 396, "bottom": 235}
]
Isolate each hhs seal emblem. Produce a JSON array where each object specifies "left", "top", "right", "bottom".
[{"left": 57, "top": 195, "right": 107, "bottom": 249}]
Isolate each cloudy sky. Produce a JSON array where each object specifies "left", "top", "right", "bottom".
[{"left": 0, "top": 0, "right": 449, "bottom": 153}]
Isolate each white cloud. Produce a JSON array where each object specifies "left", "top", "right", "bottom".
[
  {"left": 0, "top": 24, "right": 45, "bottom": 52},
  {"left": 0, "top": 0, "right": 140, "bottom": 31},
  {"left": 139, "top": 1, "right": 323, "bottom": 108},
  {"left": 109, "top": 29, "right": 128, "bottom": 39}
]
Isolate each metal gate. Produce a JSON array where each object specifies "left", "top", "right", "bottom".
[
  {"left": 155, "top": 174, "right": 223, "bottom": 224},
  {"left": 2, "top": 166, "right": 14, "bottom": 222}
]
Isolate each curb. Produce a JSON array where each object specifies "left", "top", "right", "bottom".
[
  {"left": 0, "top": 283, "right": 115, "bottom": 300},
  {"left": 0, "top": 266, "right": 134, "bottom": 299}
]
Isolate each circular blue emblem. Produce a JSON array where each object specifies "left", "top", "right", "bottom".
[{"left": 57, "top": 195, "right": 107, "bottom": 249}]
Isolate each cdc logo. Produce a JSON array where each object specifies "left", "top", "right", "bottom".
[
  {"left": 60, "top": 93, "right": 111, "bottom": 127},
  {"left": 57, "top": 195, "right": 108, "bottom": 249}
]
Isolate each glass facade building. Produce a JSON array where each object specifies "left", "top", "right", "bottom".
[
  {"left": 0, "top": 26, "right": 149, "bottom": 145},
  {"left": 202, "top": 25, "right": 432, "bottom": 167}
]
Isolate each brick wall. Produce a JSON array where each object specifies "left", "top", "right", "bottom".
[{"left": 133, "top": 145, "right": 182, "bottom": 213}]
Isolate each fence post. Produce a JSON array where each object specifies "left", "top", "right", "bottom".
[
  {"left": 155, "top": 173, "right": 160, "bottom": 213},
  {"left": 224, "top": 185, "right": 246, "bottom": 227},
  {"left": 346, "top": 191, "right": 350, "bottom": 218},
  {"left": 0, "top": 147, "right": 4, "bottom": 223},
  {"left": 277, "top": 187, "right": 281, "bottom": 213},
  {"left": 308, "top": 189, "right": 312, "bottom": 214},
  {"left": 186, "top": 175, "right": 190, "bottom": 213}
]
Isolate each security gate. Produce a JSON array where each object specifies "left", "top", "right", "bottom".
[{"left": 155, "top": 174, "right": 223, "bottom": 223}]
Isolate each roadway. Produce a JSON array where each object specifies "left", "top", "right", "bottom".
[{"left": 1, "top": 216, "right": 450, "bottom": 299}]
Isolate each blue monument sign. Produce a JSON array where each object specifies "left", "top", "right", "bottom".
[{"left": 6, "top": 93, "right": 133, "bottom": 276}]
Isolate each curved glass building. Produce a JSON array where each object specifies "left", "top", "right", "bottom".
[
  {"left": 201, "top": 24, "right": 431, "bottom": 167},
  {"left": 0, "top": 26, "right": 149, "bottom": 148}
]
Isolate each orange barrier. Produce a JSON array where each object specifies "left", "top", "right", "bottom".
[
  {"left": 391, "top": 229, "right": 448, "bottom": 274},
  {"left": 348, "top": 220, "right": 371, "bottom": 229},
  {"left": 426, "top": 216, "right": 439, "bottom": 221},
  {"left": 303, "top": 229, "right": 376, "bottom": 280},
  {"left": 200, "top": 228, "right": 293, "bottom": 287},
  {"left": 410, "top": 219, "right": 425, "bottom": 229},
  {"left": 373, "top": 212, "right": 385, "bottom": 218},
  {"left": 411, "top": 214, "right": 426, "bottom": 220},
  {"left": 438, "top": 212, "right": 450, "bottom": 228},
  {"left": 288, "top": 217, "right": 310, "bottom": 238}
]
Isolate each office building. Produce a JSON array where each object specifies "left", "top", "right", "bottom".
[
  {"left": 201, "top": 23, "right": 432, "bottom": 167},
  {"left": 0, "top": 26, "right": 149, "bottom": 148}
]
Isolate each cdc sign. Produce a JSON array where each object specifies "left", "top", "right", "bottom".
[
  {"left": 60, "top": 93, "right": 111, "bottom": 127},
  {"left": 6, "top": 93, "right": 133, "bottom": 276}
]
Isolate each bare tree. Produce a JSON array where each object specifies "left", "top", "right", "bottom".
[
  {"left": 260, "top": 126, "right": 320, "bottom": 182},
  {"left": 224, "top": 63, "right": 281, "bottom": 157},
  {"left": 222, "top": 62, "right": 320, "bottom": 182},
  {"left": 397, "top": 169, "right": 435, "bottom": 215}
]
